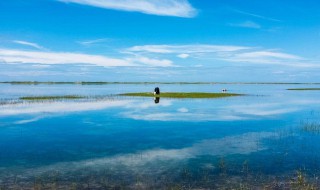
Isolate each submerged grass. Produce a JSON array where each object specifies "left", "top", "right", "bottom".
[
  {"left": 301, "top": 122, "right": 320, "bottom": 134},
  {"left": 119, "top": 92, "right": 243, "bottom": 98},
  {"left": 2, "top": 164, "right": 319, "bottom": 189},
  {"left": 287, "top": 88, "right": 320, "bottom": 91},
  {"left": 20, "top": 95, "right": 86, "bottom": 100}
]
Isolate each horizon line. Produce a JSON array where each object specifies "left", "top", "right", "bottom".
[{"left": 1, "top": 81, "right": 320, "bottom": 85}]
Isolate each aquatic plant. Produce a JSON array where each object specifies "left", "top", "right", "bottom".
[
  {"left": 2, "top": 166, "right": 320, "bottom": 189},
  {"left": 20, "top": 95, "right": 86, "bottom": 100},
  {"left": 290, "top": 170, "right": 317, "bottom": 189},
  {"left": 242, "top": 160, "right": 249, "bottom": 176},
  {"left": 218, "top": 157, "right": 227, "bottom": 175},
  {"left": 301, "top": 121, "right": 320, "bottom": 134}
]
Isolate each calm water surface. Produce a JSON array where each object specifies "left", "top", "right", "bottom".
[{"left": 1, "top": 83, "right": 320, "bottom": 189}]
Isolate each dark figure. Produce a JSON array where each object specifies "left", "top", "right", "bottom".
[
  {"left": 154, "top": 97, "right": 160, "bottom": 104},
  {"left": 154, "top": 87, "right": 160, "bottom": 95}
]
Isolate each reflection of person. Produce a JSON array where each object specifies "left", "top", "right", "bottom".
[
  {"left": 154, "top": 87, "right": 160, "bottom": 95},
  {"left": 154, "top": 97, "right": 160, "bottom": 104}
]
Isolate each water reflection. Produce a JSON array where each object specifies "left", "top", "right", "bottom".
[
  {"left": 1, "top": 86, "right": 320, "bottom": 188},
  {"left": 154, "top": 96, "right": 160, "bottom": 104},
  {"left": 4, "top": 132, "right": 274, "bottom": 176},
  {"left": 1, "top": 95, "right": 320, "bottom": 123}
]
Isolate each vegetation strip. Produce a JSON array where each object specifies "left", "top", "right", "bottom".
[
  {"left": 287, "top": 88, "right": 320, "bottom": 90},
  {"left": 119, "top": 92, "right": 243, "bottom": 98},
  {"left": 20, "top": 95, "right": 86, "bottom": 100}
]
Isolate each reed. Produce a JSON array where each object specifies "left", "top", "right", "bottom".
[{"left": 20, "top": 95, "right": 86, "bottom": 100}]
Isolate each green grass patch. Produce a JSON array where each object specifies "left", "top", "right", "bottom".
[
  {"left": 119, "top": 92, "right": 243, "bottom": 98},
  {"left": 287, "top": 88, "right": 320, "bottom": 91},
  {"left": 20, "top": 95, "right": 86, "bottom": 100}
]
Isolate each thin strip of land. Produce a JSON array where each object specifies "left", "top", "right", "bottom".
[
  {"left": 119, "top": 92, "right": 243, "bottom": 98},
  {"left": 20, "top": 95, "right": 86, "bottom": 100},
  {"left": 287, "top": 88, "right": 320, "bottom": 91}
]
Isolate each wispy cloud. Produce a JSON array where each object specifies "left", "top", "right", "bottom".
[
  {"left": 228, "top": 21, "right": 261, "bottom": 29},
  {"left": 128, "top": 56, "right": 174, "bottom": 67},
  {"left": 126, "top": 44, "right": 317, "bottom": 67},
  {"left": 77, "top": 38, "right": 110, "bottom": 46},
  {"left": 13, "top": 40, "right": 46, "bottom": 50},
  {"left": 126, "top": 44, "right": 249, "bottom": 55},
  {"left": 232, "top": 9, "right": 281, "bottom": 22},
  {"left": 235, "top": 51, "right": 301, "bottom": 60},
  {"left": 1, "top": 43, "right": 316, "bottom": 69},
  {"left": 125, "top": 44, "right": 251, "bottom": 66},
  {"left": 0, "top": 48, "right": 133, "bottom": 67},
  {"left": 222, "top": 51, "right": 309, "bottom": 66},
  {"left": 0, "top": 48, "right": 177, "bottom": 67},
  {"left": 58, "top": 0, "right": 197, "bottom": 18}
]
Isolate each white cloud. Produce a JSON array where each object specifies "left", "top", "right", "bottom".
[
  {"left": 127, "top": 44, "right": 249, "bottom": 54},
  {"left": 237, "top": 51, "right": 301, "bottom": 60},
  {"left": 222, "top": 51, "right": 313, "bottom": 67},
  {"left": 128, "top": 45, "right": 174, "bottom": 53},
  {"left": 0, "top": 48, "right": 133, "bottom": 67},
  {"left": 126, "top": 44, "right": 318, "bottom": 67},
  {"left": 77, "top": 38, "right": 110, "bottom": 45},
  {"left": 0, "top": 48, "right": 179, "bottom": 67},
  {"left": 13, "top": 40, "right": 46, "bottom": 50},
  {"left": 58, "top": 0, "right": 197, "bottom": 18},
  {"left": 1, "top": 43, "right": 316, "bottom": 70},
  {"left": 228, "top": 21, "right": 261, "bottom": 29},
  {"left": 130, "top": 56, "right": 174, "bottom": 67},
  {"left": 177, "top": 53, "right": 189, "bottom": 58}
]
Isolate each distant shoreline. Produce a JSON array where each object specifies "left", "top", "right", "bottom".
[
  {"left": 287, "top": 88, "right": 320, "bottom": 90},
  {"left": 1, "top": 81, "right": 320, "bottom": 85}
]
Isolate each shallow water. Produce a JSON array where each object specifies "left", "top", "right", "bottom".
[{"left": 1, "top": 83, "right": 320, "bottom": 189}]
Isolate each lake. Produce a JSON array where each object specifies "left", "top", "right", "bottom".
[{"left": 1, "top": 83, "right": 320, "bottom": 189}]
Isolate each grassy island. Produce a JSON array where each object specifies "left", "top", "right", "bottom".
[
  {"left": 120, "top": 92, "right": 243, "bottom": 98},
  {"left": 20, "top": 95, "right": 86, "bottom": 100}
]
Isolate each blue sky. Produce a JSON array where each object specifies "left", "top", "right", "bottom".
[{"left": 0, "top": 0, "right": 320, "bottom": 82}]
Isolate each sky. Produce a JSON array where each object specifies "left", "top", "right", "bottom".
[{"left": 0, "top": 0, "right": 320, "bottom": 82}]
